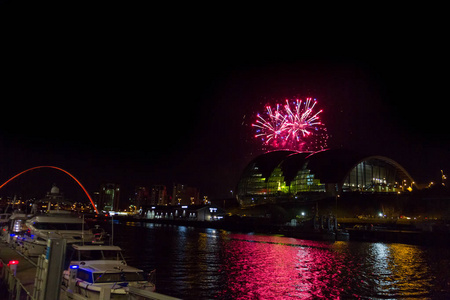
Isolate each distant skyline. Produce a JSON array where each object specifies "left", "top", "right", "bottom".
[
  {"left": 1, "top": 54, "right": 448, "bottom": 203},
  {"left": 1, "top": 6, "right": 448, "bottom": 203}
]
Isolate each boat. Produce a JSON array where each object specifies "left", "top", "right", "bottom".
[
  {"left": 62, "top": 244, "right": 155, "bottom": 299},
  {"left": 280, "top": 214, "right": 350, "bottom": 241},
  {"left": 1, "top": 211, "right": 30, "bottom": 246},
  {"left": 335, "top": 228, "right": 350, "bottom": 241},
  {"left": 1, "top": 184, "right": 104, "bottom": 256},
  {"left": 0, "top": 213, "right": 12, "bottom": 226},
  {"left": 14, "top": 210, "right": 99, "bottom": 257}
]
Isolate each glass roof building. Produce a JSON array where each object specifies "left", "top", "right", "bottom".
[{"left": 237, "top": 149, "right": 416, "bottom": 207}]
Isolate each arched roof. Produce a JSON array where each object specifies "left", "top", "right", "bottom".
[
  {"left": 294, "top": 149, "right": 364, "bottom": 185},
  {"left": 348, "top": 155, "right": 416, "bottom": 187},
  {"left": 243, "top": 150, "right": 296, "bottom": 179},
  {"left": 278, "top": 152, "right": 313, "bottom": 183},
  {"left": 239, "top": 149, "right": 415, "bottom": 186}
]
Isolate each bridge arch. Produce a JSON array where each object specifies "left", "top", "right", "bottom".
[{"left": 0, "top": 166, "right": 99, "bottom": 214}]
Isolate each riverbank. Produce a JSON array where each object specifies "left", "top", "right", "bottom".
[
  {"left": 106, "top": 216, "right": 450, "bottom": 246},
  {"left": 118, "top": 216, "right": 276, "bottom": 233}
]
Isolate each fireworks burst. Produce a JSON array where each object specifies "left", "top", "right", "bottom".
[{"left": 252, "top": 98, "right": 328, "bottom": 152}]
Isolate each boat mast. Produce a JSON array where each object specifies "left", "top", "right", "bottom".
[
  {"left": 82, "top": 214, "right": 85, "bottom": 246},
  {"left": 111, "top": 214, "right": 114, "bottom": 246}
]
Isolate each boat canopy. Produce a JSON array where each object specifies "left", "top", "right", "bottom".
[
  {"left": 72, "top": 245, "right": 122, "bottom": 251},
  {"left": 30, "top": 215, "right": 84, "bottom": 223}
]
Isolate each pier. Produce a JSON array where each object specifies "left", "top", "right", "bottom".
[{"left": 0, "top": 240, "right": 36, "bottom": 299}]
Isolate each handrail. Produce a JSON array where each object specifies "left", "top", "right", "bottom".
[{"left": 0, "top": 257, "right": 35, "bottom": 300}]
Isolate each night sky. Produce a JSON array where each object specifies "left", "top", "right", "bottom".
[{"left": 1, "top": 4, "right": 448, "bottom": 202}]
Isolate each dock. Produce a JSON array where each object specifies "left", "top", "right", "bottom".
[
  {"left": 0, "top": 240, "right": 36, "bottom": 299},
  {"left": 0, "top": 240, "right": 180, "bottom": 300}
]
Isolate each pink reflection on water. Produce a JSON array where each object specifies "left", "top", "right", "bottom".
[{"left": 217, "top": 234, "right": 356, "bottom": 299}]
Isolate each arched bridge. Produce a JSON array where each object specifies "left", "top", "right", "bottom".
[{"left": 0, "top": 166, "right": 99, "bottom": 214}]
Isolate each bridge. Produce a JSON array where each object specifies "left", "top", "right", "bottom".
[{"left": 0, "top": 166, "right": 99, "bottom": 214}]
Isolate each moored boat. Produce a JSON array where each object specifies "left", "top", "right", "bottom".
[
  {"left": 62, "top": 244, "right": 155, "bottom": 299},
  {"left": 1, "top": 211, "right": 30, "bottom": 246},
  {"left": 15, "top": 211, "right": 97, "bottom": 256},
  {"left": 280, "top": 214, "right": 351, "bottom": 241}
]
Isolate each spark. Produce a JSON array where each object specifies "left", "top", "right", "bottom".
[{"left": 252, "top": 98, "right": 328, "bottom": 152}]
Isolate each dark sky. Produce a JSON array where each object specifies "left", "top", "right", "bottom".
[{"left": 1, "top": 4, "right": 449, "bottom": 201}]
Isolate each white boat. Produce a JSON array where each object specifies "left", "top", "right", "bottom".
[
  {"left": 15, "top": 211, "right": 97, "bottom": 256},
  {"left": 1, "top": 211, "right": 30, "bottom": 245},
  {"left": 62, "top": 244, "right": 155, "bottom": 299}
]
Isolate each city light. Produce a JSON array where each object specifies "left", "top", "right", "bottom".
[{"left": 0, "top": 166, "right": 99, "bottom": 214}]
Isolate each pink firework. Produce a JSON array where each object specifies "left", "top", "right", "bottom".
[{"left": 252, "top": 98, "right": 328, "bottom": 152}]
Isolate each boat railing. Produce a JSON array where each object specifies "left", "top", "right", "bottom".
[
  {"left": 0, "top": 257, "right": 35, "bottom": 300},
  {"left": 148, "top": 269, "right": 156, "bottom": 286},
  {"left": 1, "top": 239, "right": 177, "bottom": 300}
]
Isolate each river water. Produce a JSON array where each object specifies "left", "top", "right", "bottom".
[{"left": 110, "top": 221, "right": 450, "bottom": 299}]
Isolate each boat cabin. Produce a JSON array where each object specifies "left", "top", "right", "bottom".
[
  {"left": 70, "top": 245, "right": 124, "bottom": 261},
  {"left": 73, "top": 266, "right": 146, "bottom": 284},
  {"left": 68, "top": 245, "right": 146, "bottom": 284}
]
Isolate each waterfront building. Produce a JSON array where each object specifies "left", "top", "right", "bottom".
[
  {"left": 98, "top": 183, "right": 120, "bottom": 212},
  {"left": 151, "top": 185, "right": 168, "bottom": 205},
  {"left": 34, "top": 184, "right": 73, "bottom": 212},
  {"left": 145, "top": 204, "right": 225, "bottom": 221},
  {"left": 43, "top": 184, "right": 65, "bottom": 202},
  {"left": 236, "top": 149, "right": 417, "bottom": 217},
  {"left": 172, "top": 184, "right": 200, "bottom": 206},
  {"left": 133, "top": 186, "right": 150, "bottom": 208}
]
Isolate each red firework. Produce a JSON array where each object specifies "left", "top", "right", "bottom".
[{"left": 252, "top": 98, "right": 328, "bottom": 152}]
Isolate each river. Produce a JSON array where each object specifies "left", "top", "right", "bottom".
[{"left": 108, "top": 221, "right": 450, "bottom": 299}]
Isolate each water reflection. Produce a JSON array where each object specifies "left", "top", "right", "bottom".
[
  {"left": 111, "top": 223, "right": 450, "bottom": 299},
  {"left": 218, "top": 234, "right": 445, "bottom": 299},
  {"left": 368, "top": 243, "right": 434, "bottom": 298},
  {"left": 220, "top": 234, "right": 358, "bottom": 298}
]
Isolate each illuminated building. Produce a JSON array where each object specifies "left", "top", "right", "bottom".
[
  {"left": 151, "top": 185, "right": 168, "bottom": 205},
  {"left": 172, "top": 184, "right": 200, "bottom": 206},
  {"left": 145, "top": 205, "right": 225, "bottom": 221},
  {"left": 130, "top": 185, "right": 168, "bottom": 209},
  {"left": 98, "top": 183, "right": 120, "bottom": 211},
  {"left": 35, "top": 184, "right": 73, "bottom": 212},
  {"left": 237, "top": 149, "right": 416, "bottom": 215},
  {"left": 133, "top": 186, "right": 149, "bottom": 208},
  {"left": 44, "top": 184, "right": 65, "bottom": 202}
]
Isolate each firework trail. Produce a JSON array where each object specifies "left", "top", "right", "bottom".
[{"left": 252, "top": 98, "right": 328, "bottom": 152}]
